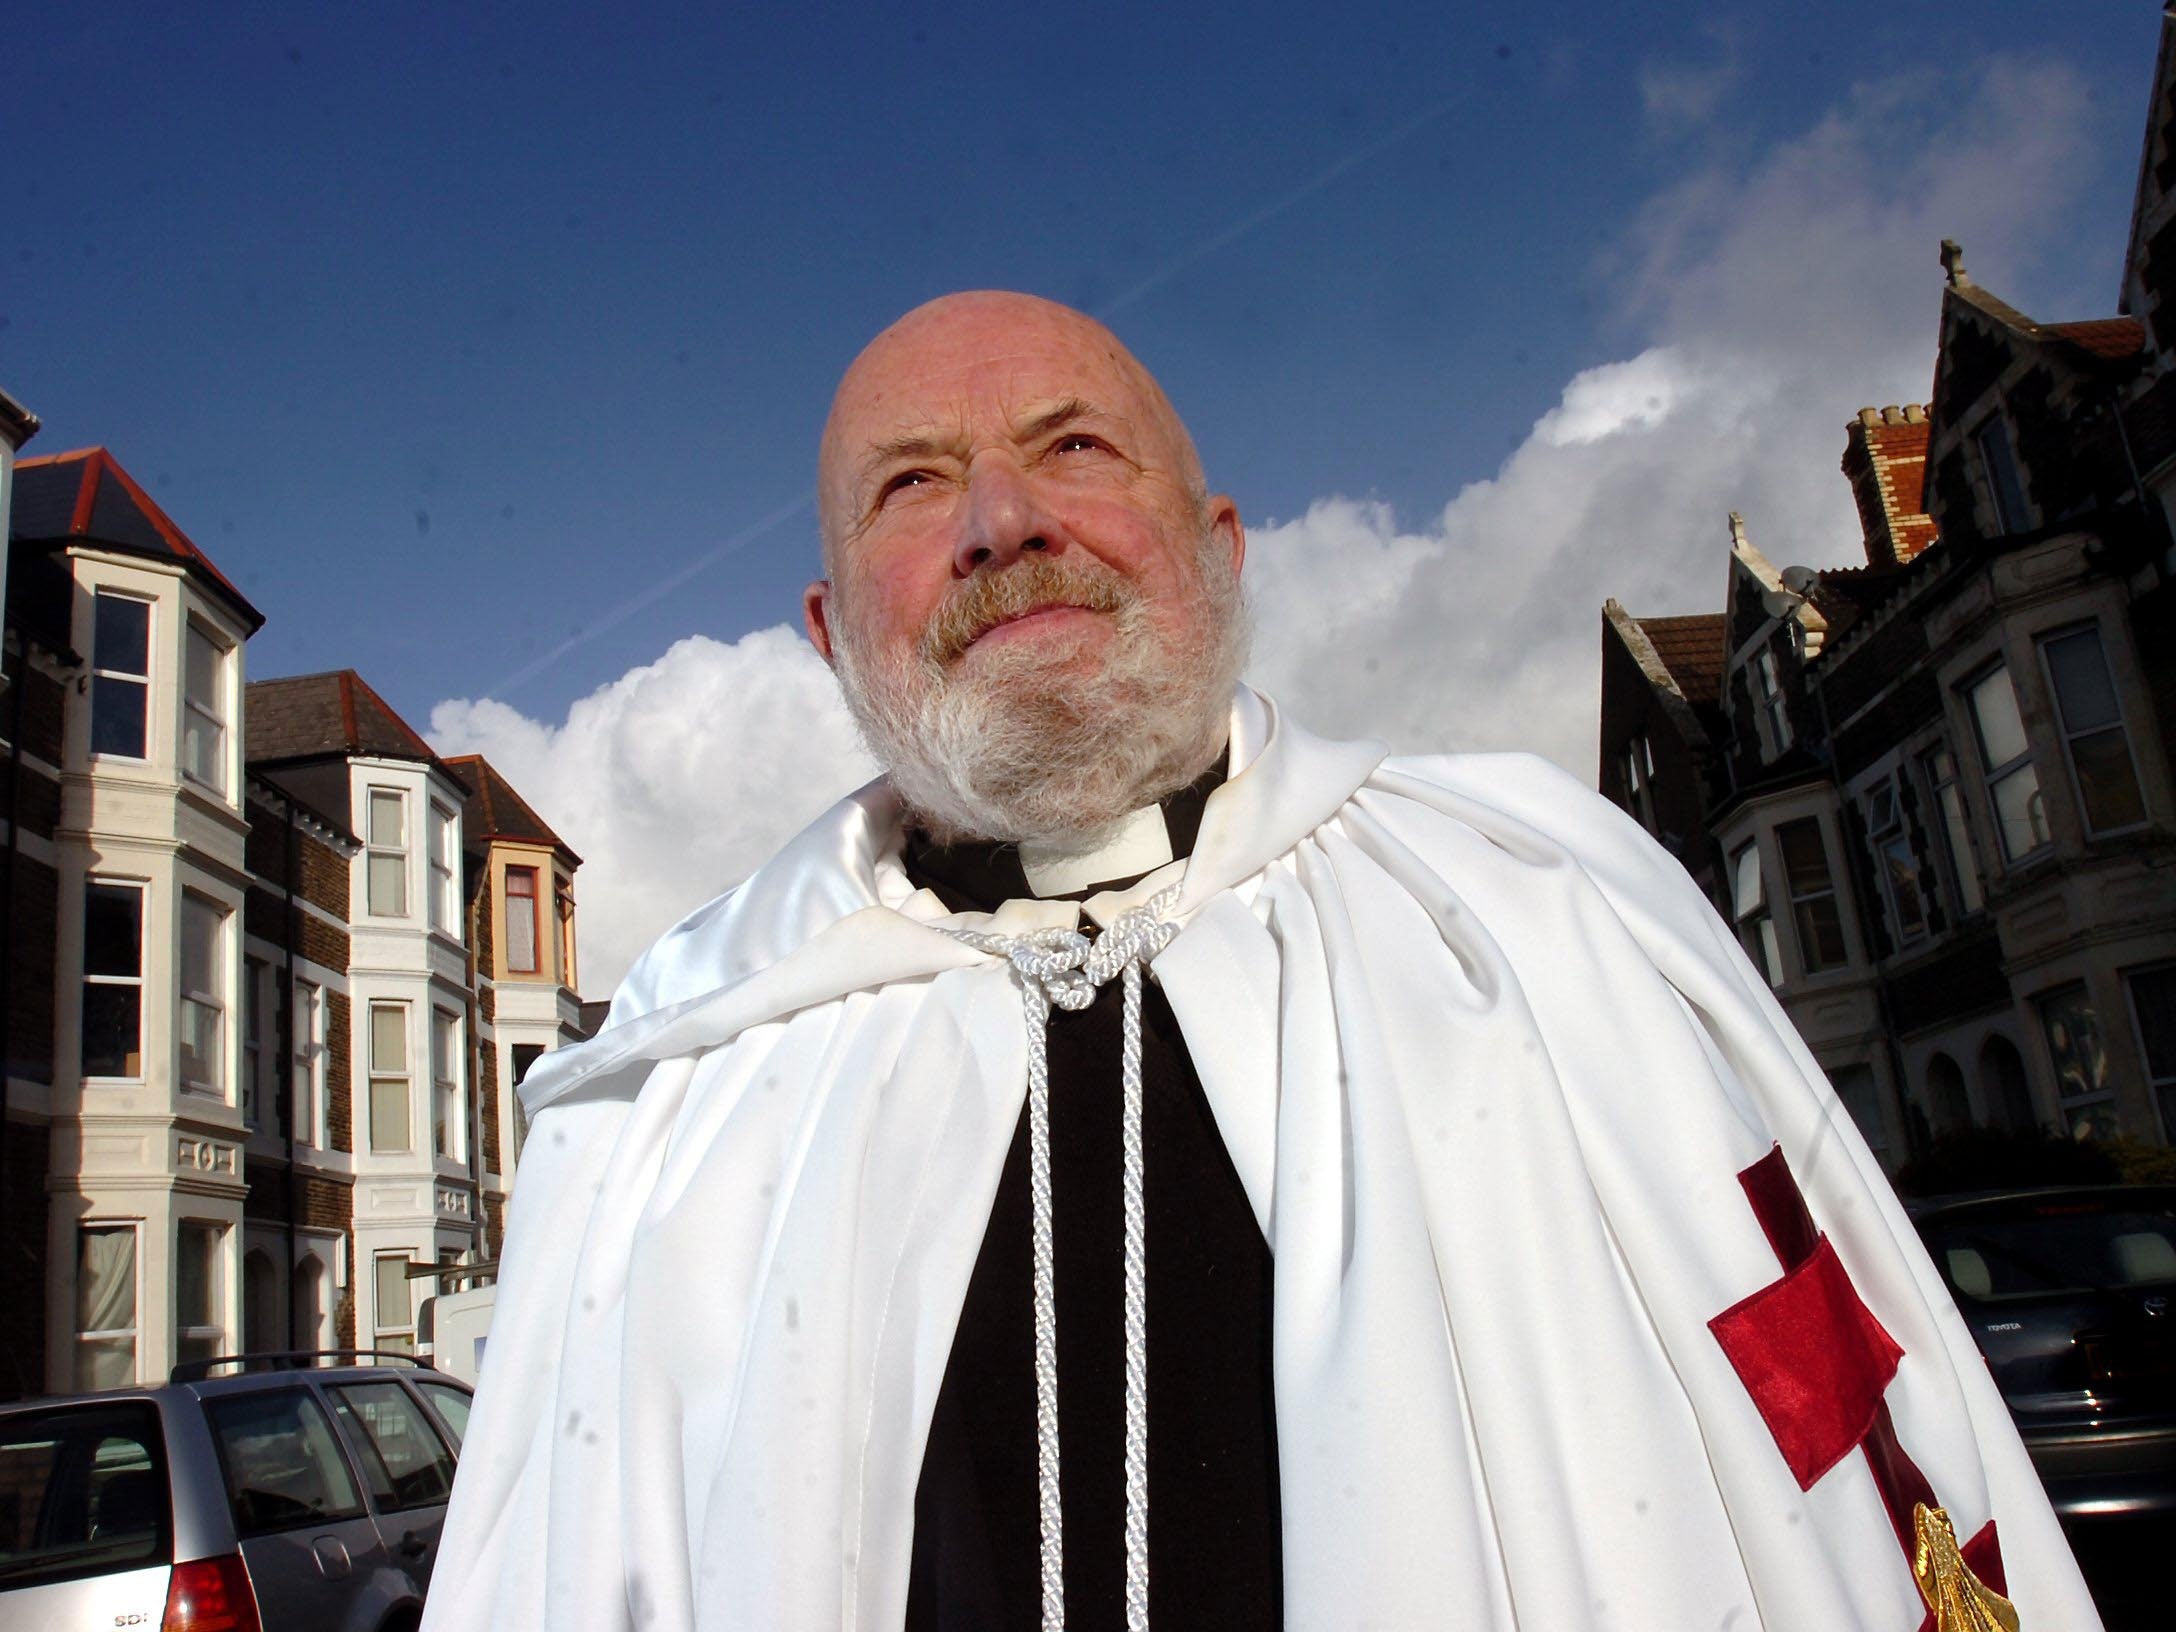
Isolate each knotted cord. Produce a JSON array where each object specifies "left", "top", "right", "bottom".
[{"left": 946, "top": 886, "right": 1181, "bottom": 1632}]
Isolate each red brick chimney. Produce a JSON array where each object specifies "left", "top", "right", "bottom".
[{"left": 1842, "top": 405, "right": 1939, "bottom": 567}]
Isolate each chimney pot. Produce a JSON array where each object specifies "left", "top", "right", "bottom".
[{"left": 1857, "top": 406, "right": 1880, "bottom": 425}]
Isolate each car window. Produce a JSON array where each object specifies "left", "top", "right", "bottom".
[
  {"left": 204, "top": 1387, "right": 367, "bottom": 1535},
  {"left": 0, "top": 1402, "right": 170, "bottom": 1590},
  {"left": 417, "top": 1382, "right": 472, "bottom": 1452},
  {"left": 329, "top": 1382, "right": 456, "bottom": 1511},
  {"left": 1923, "top": 1204, "right": 2176, "bottom": 1301}
]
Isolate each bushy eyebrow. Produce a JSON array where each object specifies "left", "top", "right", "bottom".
[{"left": 854, "top": 398, "right": 1120, "bottom": 493}]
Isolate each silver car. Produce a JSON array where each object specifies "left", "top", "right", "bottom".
[{"left": 0, "top": 1352, "right": 472, "bottom": 1632}]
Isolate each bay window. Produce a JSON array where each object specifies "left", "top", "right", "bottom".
[
  {"left": 432, "top": 1008, "right": 462, "bottom": 1160},
  {"left": 505, "top": 866, "right": 539, "bottom": 975},
  {"left": 178, "top": 894, "right": 229, "bottom": 1096},
  {"left": 1965, "top": 665, "right": 2049, "bottom": 862},
  {"left": 427, "top": 801, "right": 458, "bottom": 933},
  {"left": 1731, "top": 842, "right": 1781, "bottom": 985},
  {"left": 1777, "top": 817, "right": 1848, "bottom": 972},
  {"left": 76, "top": 1224, "right": 139, "bottom": 1389},
  {"left": 369, "top": 1002, "right": 412, "bottom": 1154},
  {"left": 1921, "top": 745, "right": 1984, "bottom": 916},
  {"left": 182, "top": 622, "right": 228, "bottom": 791},
  {"left": 1861, "top": 779, "right": 1927, "bottom": 945},
  {"left": 374, "top": 1253, "right": 416, "bottom": 1354},
  {"left": 90, "top": 591, "right": 151, "bottom": 760},
  {"left": 82, "top": 879, "right": 145, "bottom": 1078},
  {"left": 2039, "top": 626, "right": 2146, "bottom": 835},
  {"left": 367, "top": 789, "right": 408, "bottom": 917},
  {"left": 176, "top": 1221, "right": 226, "bottom": 1366}
]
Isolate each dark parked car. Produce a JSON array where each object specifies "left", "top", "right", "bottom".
[
  {"left": 0, "top": 1351, "right": 471, "bottom": 1632},
  {"left": 1912, "top": 1185, "right": 2176, "bottom": 1519}
]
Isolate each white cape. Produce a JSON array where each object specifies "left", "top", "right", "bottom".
[{"left": 424, "top": 688, "right": 2099, "bottom": 1631}]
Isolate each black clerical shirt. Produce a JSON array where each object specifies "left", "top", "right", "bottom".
[{"left": 901, "top": 763, "right": 1282, "bottom": 1631}]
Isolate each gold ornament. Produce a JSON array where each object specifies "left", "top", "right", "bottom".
[{"left": 1912, "top": 1503, "right": 2020, "bottom": 1631}]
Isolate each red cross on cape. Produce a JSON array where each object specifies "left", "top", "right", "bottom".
[{"left": 1708, "top": 1145, "right": 2010, "bottom": 1631}]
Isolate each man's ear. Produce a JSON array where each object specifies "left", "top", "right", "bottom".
[
  {"left": 1207, "top": 495, "right": 1246, "bottom": 578},
  {"left": 803, "top": 579, "right": 838, "bottom": 665}
]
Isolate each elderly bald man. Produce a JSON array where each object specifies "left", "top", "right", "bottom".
[{"left": 424, "top": 294, "right": 2096, "bottom": 1632}]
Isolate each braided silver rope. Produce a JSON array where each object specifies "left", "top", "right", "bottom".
[{"left": 946, "top": 888, "right": 1179, "bottom": 1632}]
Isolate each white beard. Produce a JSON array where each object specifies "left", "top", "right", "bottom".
[{"left": 831, "top": 546, "right": 1248, "bottom": 846}]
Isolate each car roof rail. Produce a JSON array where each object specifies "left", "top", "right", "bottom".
[{"left": 171, "top": 1348, "right": 432, "bottom": 1384}]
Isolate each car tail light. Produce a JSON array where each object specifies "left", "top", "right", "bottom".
[{"left": 162, "top": 1554, "right": 263, "bottom": 1632}]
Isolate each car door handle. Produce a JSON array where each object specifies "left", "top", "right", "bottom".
[{"left": 396, "top": 1531, "right": 429, "bottom": 1560}]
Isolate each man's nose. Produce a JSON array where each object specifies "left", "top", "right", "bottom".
[{"left": 954, "top": 457, "right": 1054, "bottom": 577}]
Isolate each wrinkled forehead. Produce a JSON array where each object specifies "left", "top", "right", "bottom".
[{"left": 817, "top": 296, "right": 1195, "bottom": 542}]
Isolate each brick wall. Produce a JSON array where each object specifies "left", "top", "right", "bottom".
[
  {"left": 244, "top": 808, "right": 351, "bottom": 922},
  {"left": 479, "top": 1023, "right": 503, "bottom": 1177},
  {"left": 243, "top": 884, "right": 350, "bottom": 972},
  {"left": 326, "top": 991, "right": 354, "bottom": 1153},
  {"left": 2, "top": 654, "right": 67, "bottom": 767}
]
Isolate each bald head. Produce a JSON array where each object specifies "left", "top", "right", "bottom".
[{"left": 816, "top": 291, "right": 1207, "bottom": 564}]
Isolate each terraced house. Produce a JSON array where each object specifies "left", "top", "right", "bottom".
[
  {"left": 1599, "top": 15, "right": 2176, "bottom": 1168},
  {"left": 0, "top": 444, "right": 586, "bottom": 1399}
]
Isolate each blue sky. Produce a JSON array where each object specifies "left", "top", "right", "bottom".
[
  {"left": 5, "top": 4, "right": 2162, "bottom": 987},
  {"left": 3, "top": 3, "right": 2152, "bottom": 723}
]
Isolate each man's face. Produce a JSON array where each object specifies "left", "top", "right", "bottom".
[
  {"left": 807, "top": 292, "right": 1243, "bottom": 685},
  {"left": 805, "top": 293, "right": 1248, "bottom": 843}
]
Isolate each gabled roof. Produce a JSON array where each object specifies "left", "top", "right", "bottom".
[
  {"left": 245, "top": 670, "right": 439, "bottom": 767},
  {"left": 440, "top": 753, "right": 582, "bottom": 867},
  {"left": 2045, "top": 317, "right": 2149, "bottom": 362},
  {"left": 10, "top": 447, "right": 262, "bottom": 629},
  {"left": 1634, "top": 613, "right": 1726, "bottom": 707}
]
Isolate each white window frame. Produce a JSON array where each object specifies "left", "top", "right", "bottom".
[
  {"left": 2036, "top": 623, "right": 2149, "bottom": 839},
  {"left": 373, "top": 1251, "right": 417, "bottom": 1355},
  {"left": 1963, "top": 663, "right": 2050, "bottom": 864},
  {"left": 1920, "top": 743, "right": 1984, "bottom": 917},
  {"left": 89, "top": 589, "right": 153, "bottom": 764},
  {"left": 369, "top": 1000, "right": 413, "bottom": 1155},
  {"left": 181, "top": 619, "right": 230, "bottom": 794},
  {"left": 427, "top": 801, "right": 458, "bottom": 934},
  {"left": 178, "top": 892, "right": 230, "bottom": 1098},
  {"left": 1731, "top": 840, "right": 1782, "bottom": 986},
  {"left": 75, "top": 1221, "right": 141, "bottom": 1390},
  {"left": 1775, "top": 816, "right": 1848, "bottom": 974},
  {"left": 82, "top": 877, "right": 147, "bottom": 1082},
  {"left": 1861, "top": 775, "right": 1928, "bottom": 947},
  {"left": 293, "top": 978, "right": 327, "bottom": 1149},
  {"left": 432, "top": 1006, "right": 464, "bottom": 1161},
  {"left": 366, "top": 787, "right": 409, "bottom": 918},
  {"left": 175, "top": 1219, "right": 228, "bottom": 1367},
  {"left": 505, "top": 865, "right": 540, "bottom": 976}
]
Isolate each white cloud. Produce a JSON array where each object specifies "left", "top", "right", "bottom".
[
  {"left": 429, "top": 628, "right": 875, "bottom": 992},
  {"left": 431, "top": 57, "right": 2099, "bottom": 997}
]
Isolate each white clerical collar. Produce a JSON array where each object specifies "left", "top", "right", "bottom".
[{"left": 1018, "top": 802, "right": 1174, "bottom": 898}]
